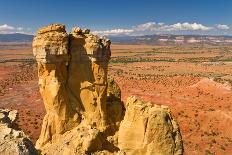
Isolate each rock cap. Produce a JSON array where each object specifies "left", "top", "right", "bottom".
[{"left": 37, "top": 24, "right": 66, "bottom": 34}]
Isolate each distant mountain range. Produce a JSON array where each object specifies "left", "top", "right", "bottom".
[
  {"left": 0, "top": 33, "right": 34, "bottom": 42},
  {"left": 1, "top": 33, "right": 232, "bottom": 45}
]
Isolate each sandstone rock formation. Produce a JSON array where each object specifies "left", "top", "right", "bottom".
[
  {"left": 33, "top": 24, "right": 183, "bottom": 155},
  {"left": 0, "top": 109, "right": 37, "bottom": 155},
  {"left": 118, "top": 96, "right": 183, "bottom": 155}
]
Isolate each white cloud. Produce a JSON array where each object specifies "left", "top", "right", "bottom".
[
  {"left": 93, "top": 29, "right": 134, "bottom": 36},
  {"left": 134, "top": 22, "right": 157, "bottom": 31},
  {"left": 167, "top": 22, "right": 212, "bottom": 31},
  {"left": 0, "top": 24, "right": 31, "bottom": 34},
  {"left": 17, "top": 27, "right": 23, "bottom": 31},
  {"left": 134, "top": 22, "right": 212, "bottom": 32},
  {"left": 158, "top": 22, "right": 165, "bottom": 26},
  {"left": 216, "top": 24, "right": 230, "bottom": 30},
  {"left": 93, "top": 22, "right": 231, "bottom": 36},
  {"left": 0, "top": 24, "right": 15, "bottom": 31}
]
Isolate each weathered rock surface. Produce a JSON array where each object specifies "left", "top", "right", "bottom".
[
  {"left": 32, "top": 24, "right": 183, "bottom": 155},
  {"left": 118, "top": 96, "right": 183, "bottom": 155},
  {"left": 33, "top": 24, "right": 121, "bottom": 153},
  {"left": 33, "top": 24, "right": 78, "bottom": 148},
  {"left": 0, "top": 109, "right": 37, "bottom": 155},
  {"left": 0, "top": 109, "right": 17, "bottom": 125}
]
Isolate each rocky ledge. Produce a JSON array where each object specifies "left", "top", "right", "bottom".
[{"left": 0, "top": 109, "right": 37, "bottom": 155}]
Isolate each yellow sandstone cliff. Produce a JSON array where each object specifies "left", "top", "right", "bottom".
[{"left": 33, "top": 24, "right": 183, "bottom": 155}]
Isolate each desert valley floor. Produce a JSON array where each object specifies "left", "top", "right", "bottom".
[{"left": 1, "top": 44, "right": 232, "bottom": 155}]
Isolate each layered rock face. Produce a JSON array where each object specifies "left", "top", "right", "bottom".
[
  {"left": 33, "top": 24, "right": 75, "bottom": 148},
  {"left": 33, "top": 24, "right": 183, "bottom": 155},
  {"left": 0, "top": 109, "right": 37, "bottom": 155}
]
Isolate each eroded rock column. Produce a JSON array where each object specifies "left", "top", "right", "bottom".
[
  {"left": 33, "top": 24, "right": 79, "bottom": 148},
  {"left": 68, "top": 28, "right": 111, "bottom": 131},
  {"left": 33, "top": 24, "right": 113, "bottom": 149}
]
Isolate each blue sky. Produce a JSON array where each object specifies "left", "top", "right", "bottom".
[{"left": 0, "top": 0, "right": 232, "bottom": 35}]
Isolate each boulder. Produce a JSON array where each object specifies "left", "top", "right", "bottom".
[
  {"left": 0, "top": 109, "right": 17, "bottom": 125},
  {"left": 0, "top": 109, "right": 37, "bottom": 155},
  {"left": 118, "top": 96, "right": 183, "bottom": 155}
]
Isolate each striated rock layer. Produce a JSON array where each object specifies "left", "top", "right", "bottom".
[{"left": 33, "top": 24, "right": 183, "bottom": 155}]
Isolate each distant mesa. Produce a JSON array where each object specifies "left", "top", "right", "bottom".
[
  {"left": 110, "top": 34, "right": 232, "bottom": 45},
  {"left": 0, "top": 33, "right": 33, "bottom": 42},
  {"left": 1, "top": 30, "right": 232, "bottom": 46}
]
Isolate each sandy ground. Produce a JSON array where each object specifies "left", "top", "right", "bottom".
[{"left": 1, "top": 44, "right": 232, "bottom": 155}]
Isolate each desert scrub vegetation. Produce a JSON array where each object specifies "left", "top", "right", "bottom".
[
  {"left": 110, "top": 55, "right": 228, "bottom": 64},
  {"left": 151, "top": 50, "right": 197, "bottom": 54},
  {"left": 110, "top": 56, "right": 176, "bottom": 64},
  {"left": 220, "top": 57, "right": 232, "bottom": 62},
  {"left": 115, "top": 69, "right": 124, "bottom": 76},
  {"left": 204, "top": 149, "right": 216, "bottom": 155},
  {"left": 0, "top": 62, "right": 36, "bottom": 96},
  {"left": 213, "top": 77, "right": 232, "bottom": 87},
  {"left": 0, "top": 58, "right": 35, "bottom": 63},
  {"left": 134, "top": 51, "right": 157, "bottom": 56},
  {"left": 178, "top": 56, "right": 223, "bottom": 63}
]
